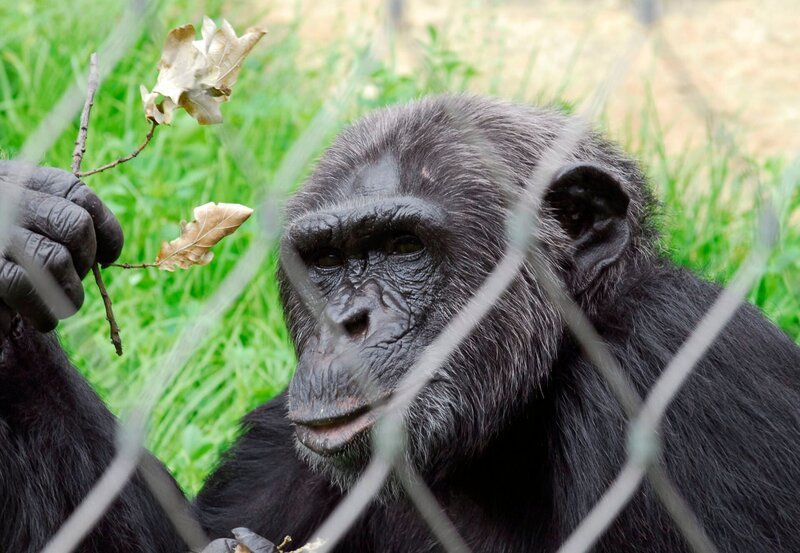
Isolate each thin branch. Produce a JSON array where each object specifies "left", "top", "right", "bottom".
[
  {"left": 77, "top": 120, "right": 157, "bottom": 177},
  {"left": 71, "top": 53, "right": 123, "bottom": 356},
  {"left": 106, "top": 262, "right": 159, "bottom": 269},
  {"left": 93, "top": 264, "right": 123, "bottom": 355},
  {"left": 71, "top": 54, "right": 99, "bottom": 173}
]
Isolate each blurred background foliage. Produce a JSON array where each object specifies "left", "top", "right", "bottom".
[{"left": 0, "top": 0, "right": 797, "bottom": 494}]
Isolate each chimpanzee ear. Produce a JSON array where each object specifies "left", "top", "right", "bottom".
[{"left": 543, "top": 162, "right": 631, "bottom": 292}]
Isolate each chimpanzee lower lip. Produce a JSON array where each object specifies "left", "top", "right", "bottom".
[
  {"left": 289, "top": 395, "right": 394, "bottom": 455},
  {"left": 294, "top": 409, "right": 377, "bottom": 456}
]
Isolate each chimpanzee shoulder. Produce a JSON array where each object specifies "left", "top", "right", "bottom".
[{"left": 546, "top": 261, "right": 800, "bottom": 549}]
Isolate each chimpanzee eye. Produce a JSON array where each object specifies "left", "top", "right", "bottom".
[
  {"left": 386, "top": 234, "right": 424, "bottom": 256},
  {"left": 313, "top": 249, "right": 344, "bottom": 268}
]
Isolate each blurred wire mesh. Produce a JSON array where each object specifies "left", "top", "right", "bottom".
[{"left": 1, "top": 0, "right": 796, "bottom": 552}]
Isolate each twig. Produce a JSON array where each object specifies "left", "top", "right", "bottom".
[
  {"left": 105, "top": 262, "right": 159, "bottom": 269},
  {"left": 77, "top": 120, "right": 157, "bottom": 177},
  {"left": 92, "top": 265, "right": 123, "bottom": 355},
  {"left": 71, "top": 55, "right": 99, "bottom": 174},
  {"left": 72, "top": 53, "right": 124, "bottom": 356}
]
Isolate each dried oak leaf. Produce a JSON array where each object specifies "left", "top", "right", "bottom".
[
  {"left": 141, "top": 17, "right": 266, "bottom": 125},
  {"left": 156, "top": 202, "right": 253, "bottom": 271},
  {"left": 286, "top": 538, "right": 326, "bottom": 552}
]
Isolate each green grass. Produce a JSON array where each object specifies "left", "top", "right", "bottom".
[{"left": 1, "top": 0, "right": 798, "bottom": 495}]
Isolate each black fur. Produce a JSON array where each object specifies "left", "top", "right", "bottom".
[
  {"left": 2, "top": 95, "right": 799, "bottom": 553},
  {"left": 0, "top": 319, "right": 186, "bottom": 552}
]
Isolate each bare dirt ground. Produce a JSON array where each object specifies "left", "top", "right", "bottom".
[{"left": 254, "top": 0, "right": 798, "bottom": 158}]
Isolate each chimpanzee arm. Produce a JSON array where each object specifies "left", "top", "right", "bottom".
[{"left": 0, "top": 321, "right": 188, "bottom": 552}]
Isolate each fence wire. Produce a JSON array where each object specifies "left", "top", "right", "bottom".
[{"left": 0, "top": 1, "right": 793, "bottom": 553}]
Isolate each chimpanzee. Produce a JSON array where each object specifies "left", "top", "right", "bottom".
[{"left": 1, "top": 95, "right": 799, "bottom": 553}]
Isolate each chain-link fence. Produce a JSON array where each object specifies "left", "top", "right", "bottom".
[{"left": 1, "top": 0, "right": 798, "bottom": 552}]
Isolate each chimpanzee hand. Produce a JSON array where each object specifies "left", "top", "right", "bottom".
[
  {"left": 201, "top": 528, "right": 277, "bottom": 553},
  {"left": 0, "top": 161, "right": 123, "bottom": 338}
]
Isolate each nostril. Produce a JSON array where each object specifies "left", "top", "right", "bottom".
[{"left": 343, "top": 311, "right": 369, "bottom": 339}]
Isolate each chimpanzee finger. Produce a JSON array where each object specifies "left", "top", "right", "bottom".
[
  {"left": 200, "top": 538, "right": 237, "bottom": 553},
  {"left": 0, "top": 260, "right": 58, "bottom": 332},
  {"left": 64, "top": 180, "right": 124, "bottom": 264},
  {"left": 11, "top": 165, "right": 124, "bottom": 264},
  {"left": 16, "top": 187, "right": 97, "bottom": 279},
  {"left": 5, "top": 227, "right": 85, "bottom": 318},
  {"left": 231, "top": 528, "right": 277, "bottom": 553}
]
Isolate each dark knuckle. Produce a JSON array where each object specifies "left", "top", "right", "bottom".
[
  {"left": 40, "top": 170, "right": 60, "bottom": 193},
  {"left": 39, "top": 247, "right": 59, "bottom": 270},
  {"left": 69, "top": 209, "right": 94, "bottom": 239},
  {"left": 44, "top": 168, "right": 79, "bottom": 195},
  {"left": 65, "top": 180, "right": 87, "bottom": 203},
  {"left": 25, "top": 233, "right": 45, "bottom": 258},
  {"left": 36, "top": 196, "right": 60, "bottom": 221},
  {"left": 47, "top": 247, "right": 70, "bottom": 272},
  {"left": 51, "top": 204, "right": 76, "bottom": 236}
]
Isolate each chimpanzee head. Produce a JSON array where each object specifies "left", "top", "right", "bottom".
[{"left": 278, "top": 94, "right": 653, "bottom": 489}]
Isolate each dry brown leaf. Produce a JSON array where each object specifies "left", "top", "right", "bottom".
[
  {"left": 155, "top": 202, "right": 253, "bottom": 271},
  {"left": 141, "top": 17, "right": 266, "bottom": 125},
  {"left": 231, "top": 535, "right": 324, "bottom": 553},
  {"left": 286, "top": 538, "right": 326, "bottom": 552}
]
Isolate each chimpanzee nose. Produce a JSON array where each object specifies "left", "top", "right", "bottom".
[
  {"left": 340, "top": 309, "right": 370, "bottom": 340},
  {"left": 323, "top": 282, "right": 381, "bottom": 341}
]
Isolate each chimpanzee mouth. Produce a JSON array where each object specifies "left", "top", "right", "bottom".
[{"left": 290, "top": 398, "right": 391, "bottom": 456}]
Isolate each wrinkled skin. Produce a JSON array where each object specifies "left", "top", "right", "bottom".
[
  {"left": 0, "top": 164, "right": 123, "bottom": 335},
  {"left": 281, "top": 191, "right": 449, "bottom": 482},
  {"left": 2, "top": 95, "right": 800, "bottom": 553}
]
